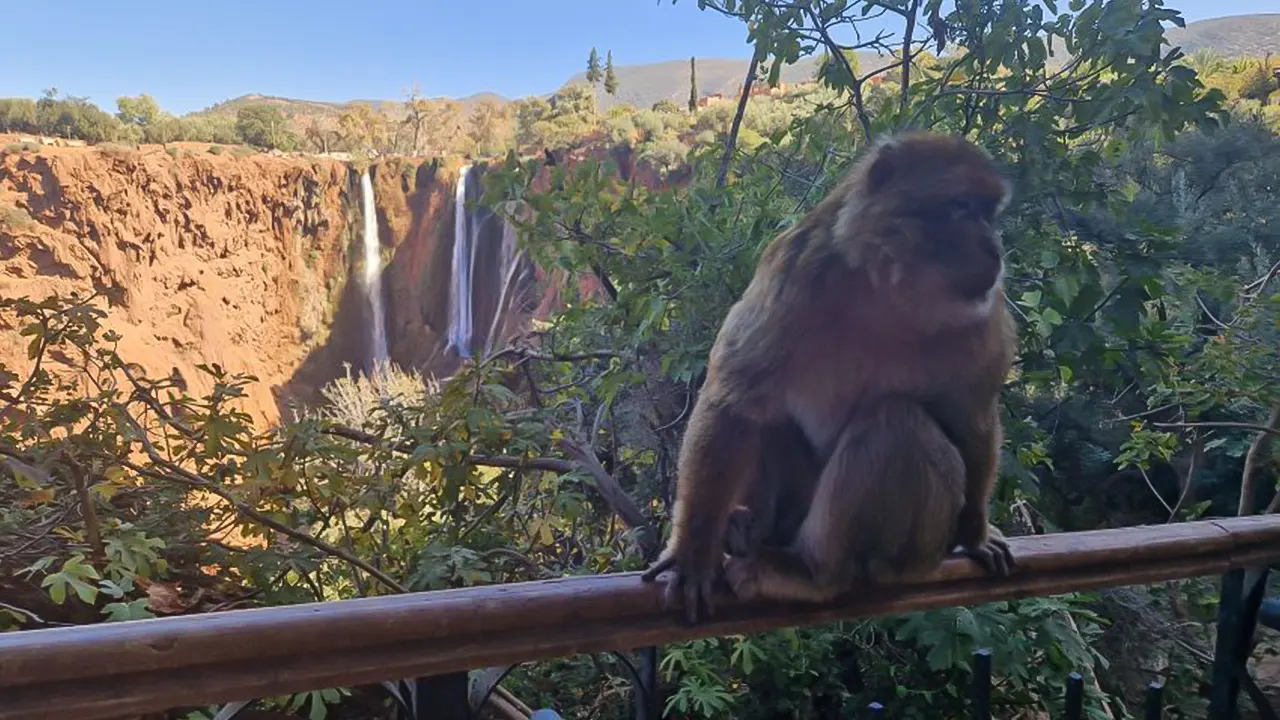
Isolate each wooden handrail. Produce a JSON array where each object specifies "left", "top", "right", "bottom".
[{"left": 1, "top": 516, "right": 1279, "bottom": 720}]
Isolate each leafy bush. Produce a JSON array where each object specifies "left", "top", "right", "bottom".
[
  {"left": 0, "top": 98, "right": 38, "bottom": 133},
  {"left": 235, "top": 103, "right": 298, "bottom": 151}
]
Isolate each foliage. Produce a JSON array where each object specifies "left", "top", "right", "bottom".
[
  {"left": 605, "top": 50, "right": 620, "bottom": 96},
  {"left": 236, "top": 103, "right": 298, "bottom": 151},
  {"left": 513, "top": 84, "right": 600, "bottom": 151},
  {"left": 6, "top": 1, "right": 1280, "bottom": 718},
  {"left": 115, "top": 94, "right": 162, "bottom": 127},
  {"left": 337, "top": 102, "right": 392, "bottom": 159},
  {"left": 34, "top": 88, "right": 123, "bottom": 144},
  {"left": 587, "top": 47, "right": 603, "bottom": 85},
  {"left": 472, "top": 0, "right": 1279, "bottom": 715},
  {"left": 0, "top": 98, "right": 39, "bottom": 133},
  {"left": 689, "top": 57, "right": 699, "bottom": 112}
]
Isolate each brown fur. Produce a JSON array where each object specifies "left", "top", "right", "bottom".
[
  {"left": 723, "top": 417, "right": 821, "bottom": 558},
  {"left": 641, "top": 131, "right": 1017, "bottom": 622}
]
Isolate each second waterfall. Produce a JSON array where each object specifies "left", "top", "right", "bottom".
[{"left": 359, "top": 171, "right": 389, "bottom": 368}]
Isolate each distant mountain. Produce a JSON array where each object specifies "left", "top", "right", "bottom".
[
  {"left": 184, "top": 13, "right": 1277, "bottom": 125},
  {"left": 1166, "top": 13, "right": 1280, "bottom": 59},
  {"left": 562, "top": 56, "right": 824, "bottom": 111},
  {"left": 184, "top": 91, "right": 509, "bottom": 123}
]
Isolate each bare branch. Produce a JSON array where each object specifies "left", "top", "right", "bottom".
[
  {"left": 1151, "top": 420, "right": 1280, "bottom": 441},
  {"left": 717, "top": 52, "right": 761, "bottom": 189},
  {"left": 1240, "top": 405, "right": 1280, "bottom": 516}
]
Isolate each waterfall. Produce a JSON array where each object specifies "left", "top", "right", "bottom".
[
  {"left": 482, "top": 214, "right": 528, "bottom": 359},
  {"left": 359, "top": 171, "right": 389, "bottom": 368},
  {"left": 446, "top": 165, "right": 474, "bottom": 358},
  {"left": 447, "top": 168, "right": 528, "bottom": 361}
]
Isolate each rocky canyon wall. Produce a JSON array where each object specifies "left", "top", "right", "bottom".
[
  {"left": 0, "top": 138, "right": 668, "bottom": 427},
  {"left": 0, "top": 140, "right": 362, "bottom": 425}
]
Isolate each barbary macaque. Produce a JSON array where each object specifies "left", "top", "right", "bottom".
[{"left": 642, "top": 131, "right": 1017, "bottom": 623}]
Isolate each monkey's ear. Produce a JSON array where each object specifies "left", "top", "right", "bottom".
[{"left": 866, "top": 138, "right": 900, "bottom": 194}]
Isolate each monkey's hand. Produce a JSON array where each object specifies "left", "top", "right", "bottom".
[
  {"left": 640, "top": 542, "right": 724, "bottom": 624},
  {"left": 722, "top": 556, "right": 762, "bottom": 601},
  {"left": 959, "top": 524, "right": 1014, "bottom": 577},
  {"left": 723, "top": 506, "right": 755, "bottom": 557}
]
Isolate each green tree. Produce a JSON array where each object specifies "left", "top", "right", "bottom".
[
  {"left": 479, "top": 0, "right": 1233, "bottom": 715},
  {"left": 688, "top": 56, "right": 699, "bottom": 112},
  {"left": 1239, "top": 63, "right": 1278, "bottom": 103},
  {"left": 337, "top": 102, "right": 390, "bottom": 157},
  {"left": 34, "top": 89, "right": 121, "bottom": 143},
  {"left": 814, "top": 48, "right": 862, "bottom": 93},
  {"left": 604, "top": 50, "right": 619, "bottom": 96},
  {"left": 234, "top": 103, "right": 296, "bottom": 151},
  {"left": 465, "top": 98, "right": 514, "bottom": 157},
  {"left": 0, "top": 98, "right": 38, "bottom": 133},
  {"left": 651, "top": 99, "right": 680, "bottom": 114},
  {"left": 115, "top": 94, "right": 162, "bottom": 127},
  {"left": 586, "top": 47, "right": 603, "bottom": 85}
]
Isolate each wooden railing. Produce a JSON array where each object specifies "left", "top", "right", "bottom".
[{"left": 2, "top": 516, "right": 1280, "bottom": 720}]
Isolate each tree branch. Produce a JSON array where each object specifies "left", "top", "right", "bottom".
[
  {"left": 320, "top": 426, "right": 654, "bottom": 545},
  {"left": 113, "top": 409, "right": 408, "bottom": 594},
  {"left": 1151, "top": 420, "right": 1280, "bottom": 441},
  {"left": 1240, "top": 404, "right": 1280, "bottom": 516},
  {"left": 717, "top": 52, "right": 761, "bottom": 189}
]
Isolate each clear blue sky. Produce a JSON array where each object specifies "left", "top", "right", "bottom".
[{"left": 1, "top": 0, "right": 1273, "bottom": 116}]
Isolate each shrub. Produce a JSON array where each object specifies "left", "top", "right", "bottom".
[
  {"left": 0, "top": 98, "right": 38, "bottom": 133},
  {"left": 0, "top": 204, "right": 34, "bottom": 229},
  {"left": 95, "top": 142, "right": 137, "bottom": 159}
]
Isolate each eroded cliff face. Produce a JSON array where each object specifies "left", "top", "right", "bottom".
[
  {"left": 0, "top": 138, "right": 673, "bottom": 426},
  {"left": 0, "top": 140, "right": 360, "bottom": 424}
]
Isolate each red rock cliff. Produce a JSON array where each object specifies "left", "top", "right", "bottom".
[
  {"left": 0, "top": 141, "right": 359, "bottom": 424},
  {"left": 0, "top": 139, "right": 674, "bottom": 426}
]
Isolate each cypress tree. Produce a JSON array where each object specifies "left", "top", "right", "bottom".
[
  {"left": 587, "top": 47, "right": 603, "bottom": 84},
  {"left": 688, "top": 56, "right": 699, "bottom": 112},
  {"left": 604, "top": 51, "right": 619, "bottom": 96}
]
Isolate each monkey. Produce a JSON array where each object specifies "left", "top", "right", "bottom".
[
  {"left": 641, "top": 131, "right": 1017, "bottom": 623},
  {"left": 722, "top": 417, "right": 822, "bottom": 558}
]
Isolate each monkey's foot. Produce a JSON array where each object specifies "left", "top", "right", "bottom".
[
  {"left": 961, "top": 533, "right": 1014, "bottom": 577},
  {"left": 640, "top": 553, "right": 676, "bottom": 582},
  {"left": 723, "top": 556, "right": 762, "bottom": 601}
]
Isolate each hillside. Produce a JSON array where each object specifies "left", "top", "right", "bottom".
[
  {"left": 569, "top": 13, "right": 1280, "bottom": 111},
  {"left": 173, "top": 13, "right": 1276, "bottom": 126},
  {"left": 564, "top": 56, "right": 820, "bottom": 110},
  {"left": 1166, "top": 13, "right": 1280, "bottom": 58},
  {"left": 185, "top": 91, "right": 510, "bottom": 125}
]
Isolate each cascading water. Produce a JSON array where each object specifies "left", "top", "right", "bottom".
[
  {"left": 359, "top": 171, "right": 389, "bottom": 368},
  {"left": 483, "top": 213, "right": 529, "bottom": 359},
  {"left": 446, "top": 165, "right": 474, "bottom": 358}
]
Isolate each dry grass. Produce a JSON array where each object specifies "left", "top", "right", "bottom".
[
  {"left": 319, "top": 361, "right": 437, "bottom": 430},
  {"left": 95, "top": 142, "right": 138, "bottom": 159}
]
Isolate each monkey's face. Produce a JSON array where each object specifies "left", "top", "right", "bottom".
[
  {"left": 914, "top": 191, "right": 1006, "bottom": 303},
  {"left": 849, "top": 132, "right": 1011, "bottom": 315}
]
